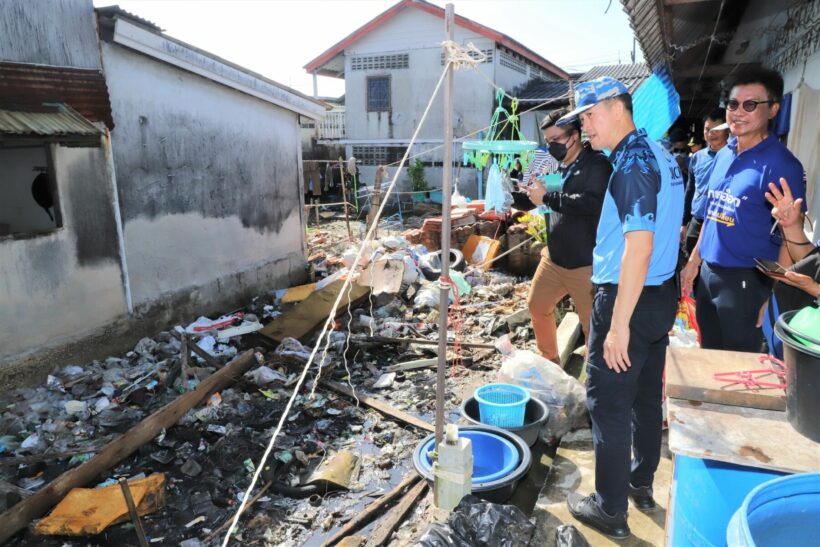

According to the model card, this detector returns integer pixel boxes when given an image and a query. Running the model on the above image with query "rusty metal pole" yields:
[435,3,455,449]
[338,156,353,239]
[118,478,149,547]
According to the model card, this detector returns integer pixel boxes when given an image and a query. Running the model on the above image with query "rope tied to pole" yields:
[441,40,486,70]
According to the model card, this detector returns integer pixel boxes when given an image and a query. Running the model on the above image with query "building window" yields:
[367,76,391,112]
[352,146,407,166]
[0,143,61,238]
[441,48,493,65]
[499,49,527,75]
[351,53,409,71]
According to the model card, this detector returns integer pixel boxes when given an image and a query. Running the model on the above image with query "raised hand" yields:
[765,177,803,228]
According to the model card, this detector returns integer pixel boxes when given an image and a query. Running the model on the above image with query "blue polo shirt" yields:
[592,129,685,285]
[699,135,805,268]
[690,147,721,220]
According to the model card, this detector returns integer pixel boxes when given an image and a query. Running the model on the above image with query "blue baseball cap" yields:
[557,77,630,126]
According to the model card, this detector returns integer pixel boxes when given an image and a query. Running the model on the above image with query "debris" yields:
[462,235,501,270]
[245,365,287,386]
[372,373,396,389]
[416,495,534,547]
[321,380,434,433]
[34,474,165,536]
[358,259,405,295]
[365,479,427,546]
[180,458,202,477]
[64,400,88,418]
[555,524,591,547]
[118,477,150,547]
[282,283,318,304]
[305,450,360,490]
[184,313,244,335]
[385,358,437,373]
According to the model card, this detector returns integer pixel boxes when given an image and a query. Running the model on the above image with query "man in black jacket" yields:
[526,108,612,362]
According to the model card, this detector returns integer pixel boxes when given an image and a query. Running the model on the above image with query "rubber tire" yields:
[419,249,465,281]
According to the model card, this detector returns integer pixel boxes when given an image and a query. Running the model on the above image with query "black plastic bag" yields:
[555,524,591,547]
[416,495,534,547]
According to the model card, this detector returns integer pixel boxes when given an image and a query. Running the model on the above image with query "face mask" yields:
[548,141,568,161]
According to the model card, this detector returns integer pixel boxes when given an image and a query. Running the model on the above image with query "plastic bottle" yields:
[433,424,473,511]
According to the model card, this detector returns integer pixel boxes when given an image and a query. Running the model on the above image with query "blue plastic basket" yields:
[474,383,530,428]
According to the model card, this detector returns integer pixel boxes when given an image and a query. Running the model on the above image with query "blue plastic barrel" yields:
[667,455,785,546]
[726,472,820,546]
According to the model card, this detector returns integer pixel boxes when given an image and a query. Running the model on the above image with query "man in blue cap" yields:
[557,77,684,538]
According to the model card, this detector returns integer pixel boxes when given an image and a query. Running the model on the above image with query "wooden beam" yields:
[168,329,221,368]
[323,473,421,546]
[321,380,434,433]
[365,480,428,547]
[0,351,256,545]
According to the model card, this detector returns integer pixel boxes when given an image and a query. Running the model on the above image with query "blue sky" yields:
[93,0,642,97]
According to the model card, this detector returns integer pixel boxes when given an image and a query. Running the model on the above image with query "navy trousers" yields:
[696,262,771,352]
[586,277,678,515]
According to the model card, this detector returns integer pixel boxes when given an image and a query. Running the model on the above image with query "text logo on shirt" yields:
[706,186,742,227]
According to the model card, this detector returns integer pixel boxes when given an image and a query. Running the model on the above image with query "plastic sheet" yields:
[555,524,591,547]
[417,495,534,547]
[484,163,513,214]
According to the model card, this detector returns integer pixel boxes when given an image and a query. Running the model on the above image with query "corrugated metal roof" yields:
[579,63,651,92]
[0,103,102,143]
[0,61,114,129]
[511,79,570,103]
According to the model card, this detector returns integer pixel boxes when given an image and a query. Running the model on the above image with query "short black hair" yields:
[610,93,633,114]
[726,66,784,103]
[541,107,581,134]
[704,107,726,123]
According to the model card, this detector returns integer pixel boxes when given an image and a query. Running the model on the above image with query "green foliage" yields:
[407,158,429,192]
[518,212,548,244]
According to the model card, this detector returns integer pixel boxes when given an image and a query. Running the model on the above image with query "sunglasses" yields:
[726,99,776,112]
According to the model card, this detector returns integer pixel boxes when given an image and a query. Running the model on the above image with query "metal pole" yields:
[435,3,455,448]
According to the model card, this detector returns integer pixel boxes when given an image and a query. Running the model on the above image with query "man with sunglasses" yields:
[681,67,806,351]
[525,107,611,363]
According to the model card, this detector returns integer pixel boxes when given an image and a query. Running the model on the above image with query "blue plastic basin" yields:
[727,472,820,546]
[417,429,519,484]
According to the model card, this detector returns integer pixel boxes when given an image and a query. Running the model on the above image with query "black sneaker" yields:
[567,492,630,539]
[629,483,656,510]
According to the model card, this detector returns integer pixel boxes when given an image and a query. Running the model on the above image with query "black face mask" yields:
[548,141,569,161]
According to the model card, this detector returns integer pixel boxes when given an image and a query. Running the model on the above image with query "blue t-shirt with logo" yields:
[699,135,805,268]
[592,129,685,285]
[690,147,720,220]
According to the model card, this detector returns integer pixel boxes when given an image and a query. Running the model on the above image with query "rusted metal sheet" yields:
[0,103,101,139]
[0,61,114,129]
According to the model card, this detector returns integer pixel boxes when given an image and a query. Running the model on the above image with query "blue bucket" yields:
[475,383,530,428]
[727,472,820,546]
[417,429,519,484]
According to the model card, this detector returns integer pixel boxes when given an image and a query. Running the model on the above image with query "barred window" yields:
[366,76,391,112]
[351,53,409,71]
[440,48,493,65]
[352,146,407,166]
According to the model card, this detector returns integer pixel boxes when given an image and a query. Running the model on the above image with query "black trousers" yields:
[586,277,678,514]
[696,262,771,351]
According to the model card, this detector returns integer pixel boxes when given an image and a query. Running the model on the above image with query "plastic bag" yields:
[498,350,588,443]
[416,495,534,547]
[676,296,701,343]
[484,163,513,214]
[555,524,591,547]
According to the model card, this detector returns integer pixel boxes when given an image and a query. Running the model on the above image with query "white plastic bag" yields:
[498,350,588,443]
[484,163,513,213]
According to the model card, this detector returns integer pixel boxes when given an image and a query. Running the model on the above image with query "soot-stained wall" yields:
[101,42,306,309]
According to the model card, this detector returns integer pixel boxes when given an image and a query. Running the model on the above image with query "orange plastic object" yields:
[462,235,501,270]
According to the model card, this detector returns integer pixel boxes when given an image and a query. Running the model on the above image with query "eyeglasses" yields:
[726,99,776,112]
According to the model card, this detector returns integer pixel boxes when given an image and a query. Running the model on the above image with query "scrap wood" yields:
[203,480,274,543]
[0,445,103,467]
[321,380,434,433]
[352,335,496,350]
[364,479,428,547]
[0,480,32,499]
[0,350,256,545]
[168,328,220,368]
[323,472,421,546]
[259,280,370,344]
[34,473,165,536]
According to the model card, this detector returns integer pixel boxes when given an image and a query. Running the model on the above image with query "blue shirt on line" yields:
[592,129,685,286]
[699,134,806,269]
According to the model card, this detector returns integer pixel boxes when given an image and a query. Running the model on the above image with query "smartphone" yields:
[754,258,788,277]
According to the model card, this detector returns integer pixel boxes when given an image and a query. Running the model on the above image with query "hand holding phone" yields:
[754,258,788,278]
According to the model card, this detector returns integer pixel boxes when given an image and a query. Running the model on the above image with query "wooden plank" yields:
[667,398,820,474]
[0,445,103,467]
[0,480,32,499]
[259,280,370,344]
[321,380,434,433]
[557,312,581,368]
[323,473,421,546]
[0,351,256,545]
[365,479,428,547]
[385,358,437,373]
[666,348,786,411]
[282,283,317,304]
[168,329,220,368]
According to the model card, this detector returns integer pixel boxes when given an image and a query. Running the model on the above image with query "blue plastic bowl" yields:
[474,383,530,428]
[417,429,519,484]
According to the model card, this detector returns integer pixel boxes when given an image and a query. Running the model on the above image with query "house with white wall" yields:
[304,0,569,196]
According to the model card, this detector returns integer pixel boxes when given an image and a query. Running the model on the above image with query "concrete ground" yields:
[530,428,673,546]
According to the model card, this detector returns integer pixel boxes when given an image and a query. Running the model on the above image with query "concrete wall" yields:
[0,0,101,69]
[0,147,58,234]
[0,143,128,361]
[100,42,307,318]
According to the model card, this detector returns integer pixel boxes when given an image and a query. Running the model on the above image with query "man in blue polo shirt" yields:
[681,67,806,351]
[557,77,684,538]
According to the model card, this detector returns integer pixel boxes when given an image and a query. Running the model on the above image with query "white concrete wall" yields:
[0,147,57,234]
[100,42,306,312]
[0,144,127,359]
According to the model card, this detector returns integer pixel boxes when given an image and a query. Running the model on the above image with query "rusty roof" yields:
[0,62,114,129]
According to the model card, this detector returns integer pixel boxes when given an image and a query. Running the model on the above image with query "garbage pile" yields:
[0,220,587,545]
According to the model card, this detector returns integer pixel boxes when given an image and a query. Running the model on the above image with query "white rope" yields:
[441,40,486,70]
[220,60,453,546]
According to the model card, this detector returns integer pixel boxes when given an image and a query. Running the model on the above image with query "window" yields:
[367,76,391,112]
[352,146,407,166]
[351,54,409,71]
[499,49,527,75]
[440,49,493,65]
[0,144,61,237]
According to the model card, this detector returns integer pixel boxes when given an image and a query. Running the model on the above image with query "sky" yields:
[92,0,643,97]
